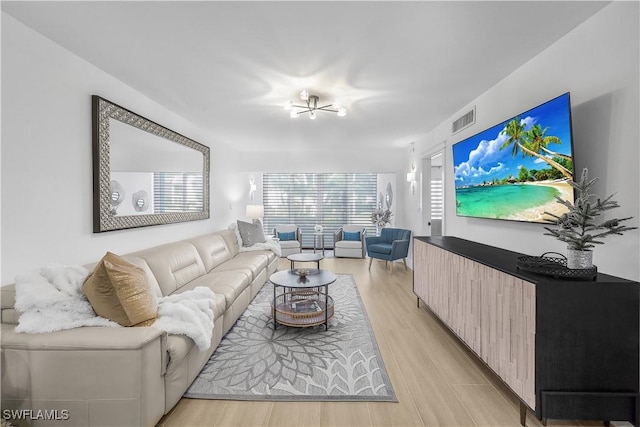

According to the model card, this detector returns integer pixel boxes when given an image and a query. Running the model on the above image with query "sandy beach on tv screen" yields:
[508,180,573,222]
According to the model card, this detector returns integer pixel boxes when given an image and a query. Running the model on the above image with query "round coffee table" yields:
[287,252,324,270]
[269,269,336,330]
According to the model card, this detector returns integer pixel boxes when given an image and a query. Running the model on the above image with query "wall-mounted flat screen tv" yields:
[452,92,574,223]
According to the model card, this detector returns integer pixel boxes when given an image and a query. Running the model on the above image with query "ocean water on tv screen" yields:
[455,184,560,220]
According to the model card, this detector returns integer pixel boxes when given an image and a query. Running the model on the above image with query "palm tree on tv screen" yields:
[525,124,571,161]
[500,117,573,180]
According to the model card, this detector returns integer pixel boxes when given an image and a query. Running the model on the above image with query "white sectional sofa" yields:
[0,228,278,427]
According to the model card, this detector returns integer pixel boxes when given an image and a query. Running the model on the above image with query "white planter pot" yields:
[567,248,593,269]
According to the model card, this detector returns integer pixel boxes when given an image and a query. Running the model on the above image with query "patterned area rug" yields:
[184,274,397,401]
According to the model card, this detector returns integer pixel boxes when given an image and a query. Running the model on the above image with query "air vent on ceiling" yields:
[452,106,476,135]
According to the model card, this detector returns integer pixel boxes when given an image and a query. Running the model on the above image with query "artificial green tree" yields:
[544,168,637,251]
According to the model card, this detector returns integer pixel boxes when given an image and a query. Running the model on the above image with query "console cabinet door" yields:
[478,262,536,408]
[413,239,536,408]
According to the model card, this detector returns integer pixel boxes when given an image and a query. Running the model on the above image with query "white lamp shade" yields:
[406,172,416,183]
[246,204,264,219]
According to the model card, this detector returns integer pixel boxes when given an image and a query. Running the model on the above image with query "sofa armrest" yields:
[1,324,165,351]
[1,325,167,427]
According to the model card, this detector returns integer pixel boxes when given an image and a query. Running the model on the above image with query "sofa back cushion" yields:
[218,229,241,258]
[186,231,236,272]
[342,224,365,234]
[132,242,206,296]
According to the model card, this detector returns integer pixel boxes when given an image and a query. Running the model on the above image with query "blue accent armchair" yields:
[365,228,411,272]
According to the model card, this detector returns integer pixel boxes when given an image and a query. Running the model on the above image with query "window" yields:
[154,172,204,213]
[263,173,377,248]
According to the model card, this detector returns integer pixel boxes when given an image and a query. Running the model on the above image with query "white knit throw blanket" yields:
[240,238,282,257]
[14,264,215,351]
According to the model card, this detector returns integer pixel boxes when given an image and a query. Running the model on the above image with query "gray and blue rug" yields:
[184,274,397,401]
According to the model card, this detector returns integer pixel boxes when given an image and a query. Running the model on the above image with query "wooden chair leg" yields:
[402,258,407,270]
[389,261,393,273]
[368,257,373,270]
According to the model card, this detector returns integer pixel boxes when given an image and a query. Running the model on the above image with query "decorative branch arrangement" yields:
[544,168,637,251]
[371,208,393,227]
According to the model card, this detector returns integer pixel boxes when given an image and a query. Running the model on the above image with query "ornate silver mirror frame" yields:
[92,95,210,232]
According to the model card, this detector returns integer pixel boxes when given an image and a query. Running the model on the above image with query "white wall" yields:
[1,13,245,284]
[1,13,409,284]
[405,2,640,281]
[241,148,404,174]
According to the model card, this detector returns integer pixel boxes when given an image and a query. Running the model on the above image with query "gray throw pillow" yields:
[237,220,266,247]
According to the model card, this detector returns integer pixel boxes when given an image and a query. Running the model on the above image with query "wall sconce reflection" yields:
[132,190,149,212]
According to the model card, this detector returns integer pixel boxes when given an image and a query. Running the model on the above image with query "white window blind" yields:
[153,172,204,213]
[430,179,443,220]
[263,173,377,248]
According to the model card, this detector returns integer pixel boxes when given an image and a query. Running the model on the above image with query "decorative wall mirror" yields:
[92,95,210,232]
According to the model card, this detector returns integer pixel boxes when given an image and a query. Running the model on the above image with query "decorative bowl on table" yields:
[295,268,309,278]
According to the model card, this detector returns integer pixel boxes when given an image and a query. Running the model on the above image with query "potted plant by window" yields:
[544,168,637,269]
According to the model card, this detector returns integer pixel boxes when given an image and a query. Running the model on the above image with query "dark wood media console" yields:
[413,236,639,426]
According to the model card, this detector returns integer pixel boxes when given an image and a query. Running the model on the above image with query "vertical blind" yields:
[153,172,204,213]
[263,173,378,248]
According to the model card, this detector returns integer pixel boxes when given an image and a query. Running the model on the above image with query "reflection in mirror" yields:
[92,96,210,232]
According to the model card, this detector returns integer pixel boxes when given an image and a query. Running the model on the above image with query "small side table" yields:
[313,232,325,255]
[287,253,324,270]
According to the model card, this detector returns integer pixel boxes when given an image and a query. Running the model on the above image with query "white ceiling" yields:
[2,1,609,152]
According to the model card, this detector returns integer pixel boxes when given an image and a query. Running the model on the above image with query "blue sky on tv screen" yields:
[453,93,573,188]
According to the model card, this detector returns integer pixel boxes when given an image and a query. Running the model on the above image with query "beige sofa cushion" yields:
[186,233,234,272]
[214,253,270,282]
[132,242,206,296]
[182,270,251,310]
[83,252,158,327]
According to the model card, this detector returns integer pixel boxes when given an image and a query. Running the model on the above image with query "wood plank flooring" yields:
[158,256,606,427]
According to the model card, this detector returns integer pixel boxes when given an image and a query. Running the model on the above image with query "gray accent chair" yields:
[273,224,302,257]
[333,225,366,258]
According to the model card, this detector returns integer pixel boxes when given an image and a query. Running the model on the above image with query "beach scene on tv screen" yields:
[453,93,574,223]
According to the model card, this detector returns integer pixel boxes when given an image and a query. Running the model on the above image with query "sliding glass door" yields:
[263,173,377,248]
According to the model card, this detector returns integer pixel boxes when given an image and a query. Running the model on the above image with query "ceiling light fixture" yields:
[284,90,347,119]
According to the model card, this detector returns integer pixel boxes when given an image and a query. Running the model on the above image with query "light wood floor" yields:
[158,256,606,427]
